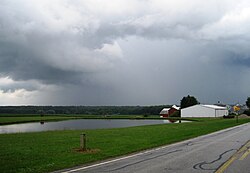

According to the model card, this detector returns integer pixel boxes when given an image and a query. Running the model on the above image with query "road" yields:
[57,123,250,173]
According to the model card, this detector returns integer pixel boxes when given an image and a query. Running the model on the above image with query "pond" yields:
[0,119,184,134]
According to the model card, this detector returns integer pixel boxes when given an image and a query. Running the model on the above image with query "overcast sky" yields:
[1,0,250,106]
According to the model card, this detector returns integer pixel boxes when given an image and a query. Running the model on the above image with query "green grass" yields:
[0,118,250,173]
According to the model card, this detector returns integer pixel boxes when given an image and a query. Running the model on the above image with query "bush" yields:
[223,115,235,119]
[243,110,250,116]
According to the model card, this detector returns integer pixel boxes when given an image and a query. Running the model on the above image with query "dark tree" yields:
[246,97,250,109]
[180,95,198,109]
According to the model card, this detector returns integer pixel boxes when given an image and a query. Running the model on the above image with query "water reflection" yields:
[163,119,183,123]
[0,119,171,134]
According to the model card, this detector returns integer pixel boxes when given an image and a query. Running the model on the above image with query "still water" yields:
[0,119,178,134]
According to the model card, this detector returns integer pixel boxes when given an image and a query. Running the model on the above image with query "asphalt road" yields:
[58,123,250,173]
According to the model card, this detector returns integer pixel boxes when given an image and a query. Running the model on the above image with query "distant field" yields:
[0,118,250,173]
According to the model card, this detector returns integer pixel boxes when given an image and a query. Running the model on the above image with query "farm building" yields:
[181,104,228,117]
[160,105,180,117]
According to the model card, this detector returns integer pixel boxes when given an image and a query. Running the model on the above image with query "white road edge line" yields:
[60,123,249,173]
[61,145,170,173]
[61,149,157,173]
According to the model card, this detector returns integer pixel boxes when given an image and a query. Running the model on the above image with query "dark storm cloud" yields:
[0,40,85,85]
[1,0,250,105]
[0,0,124,86]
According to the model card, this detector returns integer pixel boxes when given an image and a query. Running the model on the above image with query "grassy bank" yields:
[0,118,250,173]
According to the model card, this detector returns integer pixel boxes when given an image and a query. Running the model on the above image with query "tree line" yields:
[1,95,249,116]
[0,105,172,115]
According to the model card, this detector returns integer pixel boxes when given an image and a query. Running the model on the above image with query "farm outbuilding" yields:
[160,105,180,117]
[181,104,228,117]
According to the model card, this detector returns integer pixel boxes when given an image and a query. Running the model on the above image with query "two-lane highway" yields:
[57,123,250,173]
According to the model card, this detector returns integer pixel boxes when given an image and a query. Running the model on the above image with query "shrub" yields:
[223,115,235,119]
[243,110,250,116]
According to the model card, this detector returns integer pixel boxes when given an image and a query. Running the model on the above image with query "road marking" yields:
[238,141,250,161]
[238,141,250,153]
[61,153,143,173]
[215,140,250,173]
[239,149,250,160]
[61,145,171,173]
[215,155,237,173]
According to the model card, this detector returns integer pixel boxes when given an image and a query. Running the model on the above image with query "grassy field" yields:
[0,118,250,173]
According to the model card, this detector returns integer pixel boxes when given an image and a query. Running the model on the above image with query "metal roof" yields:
[160,108,170,114]
[201,104,227,110]
[172,105,180,110]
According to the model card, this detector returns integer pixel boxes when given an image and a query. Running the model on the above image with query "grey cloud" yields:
[0,81,37,93]
[1,0,250,105]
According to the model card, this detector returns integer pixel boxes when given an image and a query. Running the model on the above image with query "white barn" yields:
[181,104,228,117]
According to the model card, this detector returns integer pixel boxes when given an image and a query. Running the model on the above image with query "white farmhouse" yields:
[181,104,228,117]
